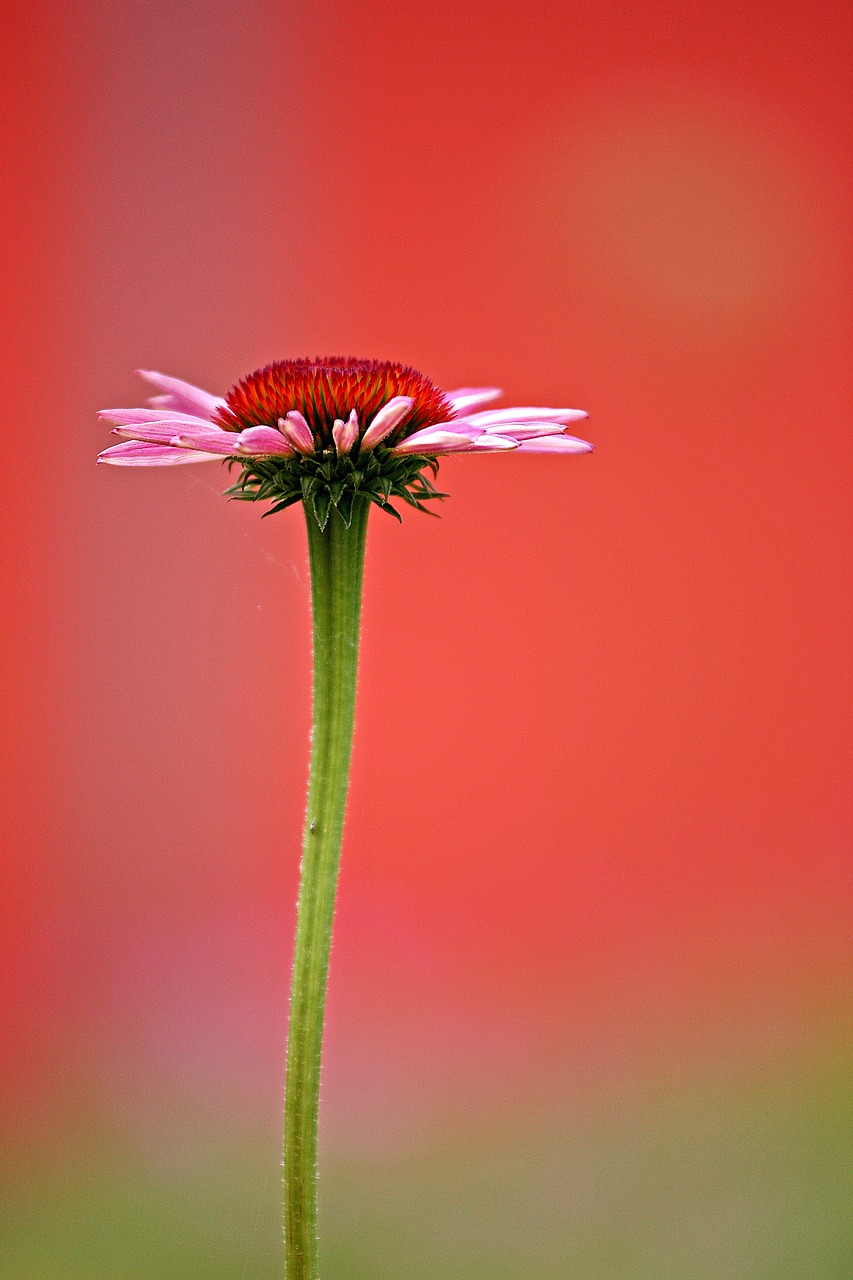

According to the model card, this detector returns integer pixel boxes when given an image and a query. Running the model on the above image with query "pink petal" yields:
[360,396,415,450]
[333,409,359,455]
[233,426,295,456]
[111,422,238,452]
[392,431,473,455]
[393,430,517,456]
[457,434,519,452]
[280,411,315,454]
[515,434,594,453]
[445,387,503,414]
[481,422,568,441]
[168,431,237,455]
[99,408,218,428]
[466,406,589,427]
[398,422,482,449]
[97,441,220,466]
[137,370,223,420]
[425,418,487,438]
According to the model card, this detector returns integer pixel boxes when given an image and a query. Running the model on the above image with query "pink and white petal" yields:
[397,421,483,449]
[392,430,474,455]
[137,370,224,420]
[445,387,503,414]
[280,411,315,454]
[333,409,359,454]
[168,431,237,455]
[97,440,220,466]
[482,422,567,441]
[99,407,219,429]
[394,429,517,456]
[111,421,238,451]
[425,418,488,438]
[515,434,594,453]
[465,406,589,428]
[360,396,415,449]
[458,433,519,452]
[233,426,295,456]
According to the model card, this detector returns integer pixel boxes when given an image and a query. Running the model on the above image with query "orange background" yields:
[1,0,850,1274]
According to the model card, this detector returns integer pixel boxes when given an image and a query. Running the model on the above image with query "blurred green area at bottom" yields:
[2,1048,850,1279]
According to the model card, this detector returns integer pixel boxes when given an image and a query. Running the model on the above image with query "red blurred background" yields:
[1,0,850,1274]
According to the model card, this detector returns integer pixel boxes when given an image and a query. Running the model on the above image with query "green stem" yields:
[284,497,370,1279]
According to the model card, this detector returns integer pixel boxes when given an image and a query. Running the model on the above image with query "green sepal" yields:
[336,487,355,528]
[375,500,403,522]
[312,488,332,531]
[224,442,448,527]
[261,492,302,518]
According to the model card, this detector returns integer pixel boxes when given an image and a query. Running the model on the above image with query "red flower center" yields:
[216,357,452,444]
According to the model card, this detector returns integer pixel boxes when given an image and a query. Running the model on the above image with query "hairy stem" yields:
[284,498,370,1279]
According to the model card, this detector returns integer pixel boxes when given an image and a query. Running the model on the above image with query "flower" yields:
[98,358,593,1267]
[98,358,591,525]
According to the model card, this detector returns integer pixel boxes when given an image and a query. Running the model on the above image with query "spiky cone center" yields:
[219,358,452,528]
[217,357,450,442]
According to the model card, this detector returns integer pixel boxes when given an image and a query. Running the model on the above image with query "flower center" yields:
[216,356,452,444]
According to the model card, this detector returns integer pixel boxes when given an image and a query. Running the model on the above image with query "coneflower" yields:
[98,357,592,1279]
